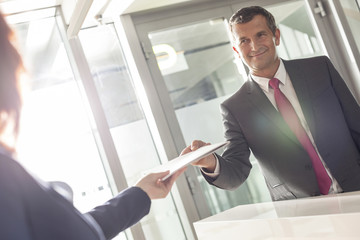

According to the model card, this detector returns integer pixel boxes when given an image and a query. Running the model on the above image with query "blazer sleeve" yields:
[326,57,360,151]
[202,102,252,190]
[0,156,33,240]
[87,187,151,240]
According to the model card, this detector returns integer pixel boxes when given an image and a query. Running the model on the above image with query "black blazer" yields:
[204,56,360,201]
[0,153,150,240]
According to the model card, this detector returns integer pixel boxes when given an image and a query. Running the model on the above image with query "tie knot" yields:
[269,78,280,89]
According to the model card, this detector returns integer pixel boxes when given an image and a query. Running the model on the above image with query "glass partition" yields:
[78,24,187,240]
[146,0,326,215]
[9,10,114,215]
[148,17,268,215]
[268,1,324,60]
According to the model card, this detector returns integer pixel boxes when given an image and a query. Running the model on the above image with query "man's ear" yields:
[275,28,280,46]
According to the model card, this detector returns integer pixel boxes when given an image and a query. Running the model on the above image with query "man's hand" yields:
[135,167,186,200]
[180,140,217,173]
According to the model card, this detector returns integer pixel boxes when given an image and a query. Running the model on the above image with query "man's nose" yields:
[249,39,259,50]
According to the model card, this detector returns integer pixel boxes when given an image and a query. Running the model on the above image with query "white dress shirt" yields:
[204,60,342,194]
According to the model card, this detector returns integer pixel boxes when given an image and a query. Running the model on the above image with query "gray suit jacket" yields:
[204,56,360,201]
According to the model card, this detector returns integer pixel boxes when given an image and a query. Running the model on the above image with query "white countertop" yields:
[194,191,360,239]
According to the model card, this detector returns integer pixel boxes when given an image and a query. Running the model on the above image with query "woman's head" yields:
[0,12,24,151]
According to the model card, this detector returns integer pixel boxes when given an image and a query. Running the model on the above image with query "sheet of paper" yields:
[148,141,228,181]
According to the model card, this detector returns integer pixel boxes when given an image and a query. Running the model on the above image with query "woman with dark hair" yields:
[0,12,185,240]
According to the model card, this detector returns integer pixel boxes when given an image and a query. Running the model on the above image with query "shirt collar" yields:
[250,59,287,93]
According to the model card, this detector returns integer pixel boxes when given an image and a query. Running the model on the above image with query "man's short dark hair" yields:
[229,6,277,35]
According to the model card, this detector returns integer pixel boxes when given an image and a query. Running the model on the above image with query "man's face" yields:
[232,15,280,77]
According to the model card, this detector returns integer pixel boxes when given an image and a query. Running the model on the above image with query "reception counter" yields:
[194,191,360,239]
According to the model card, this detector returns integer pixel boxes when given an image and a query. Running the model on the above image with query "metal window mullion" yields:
[115,14,201,240]
[304,0,360,101]
[328,0,360,101]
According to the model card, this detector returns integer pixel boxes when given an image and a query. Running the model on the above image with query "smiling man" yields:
[181,6,360,201]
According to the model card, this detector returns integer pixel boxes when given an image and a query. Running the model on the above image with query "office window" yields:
[271,2,323,59]
[148,18,263,214]
[78,24,187,240]
[10,9,114,214]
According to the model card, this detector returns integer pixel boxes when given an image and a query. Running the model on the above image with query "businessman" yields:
[182,6,360,201]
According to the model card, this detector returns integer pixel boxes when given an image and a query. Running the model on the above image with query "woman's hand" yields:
[135,167,187,199]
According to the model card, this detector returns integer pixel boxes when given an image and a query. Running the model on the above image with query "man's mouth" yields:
[250,49,267,57]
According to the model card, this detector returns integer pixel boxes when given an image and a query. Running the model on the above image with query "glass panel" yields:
[9,11,113,215]
[148,18,269,216]
[147,0,326,216]
[78,24,186,240]
[149,18,244,109]
[268,1,324,60]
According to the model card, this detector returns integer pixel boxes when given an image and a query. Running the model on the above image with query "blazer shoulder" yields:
[221,80,252,108]
[0,154,29,185]
[283,55,330,67]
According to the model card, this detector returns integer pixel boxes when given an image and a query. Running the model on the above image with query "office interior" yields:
[1,0,359,239]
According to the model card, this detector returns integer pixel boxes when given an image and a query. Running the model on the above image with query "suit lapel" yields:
[245,79,301,146]
[283,60,316,138]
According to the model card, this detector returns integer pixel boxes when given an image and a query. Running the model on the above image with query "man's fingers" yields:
[191,140,204,151]
[191,140,211,151]
[190,140,199,150]
[180,145,192,156]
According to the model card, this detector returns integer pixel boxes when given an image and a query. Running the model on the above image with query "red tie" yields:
[269,78,331,195]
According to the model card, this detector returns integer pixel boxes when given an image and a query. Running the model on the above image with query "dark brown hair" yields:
[0,11,24,151]
[229,6,277,35]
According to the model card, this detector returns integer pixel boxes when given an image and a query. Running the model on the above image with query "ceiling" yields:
[0,0,224,38]
[0,0,220,16]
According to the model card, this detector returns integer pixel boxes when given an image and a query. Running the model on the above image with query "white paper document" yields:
[148,141,229,181]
